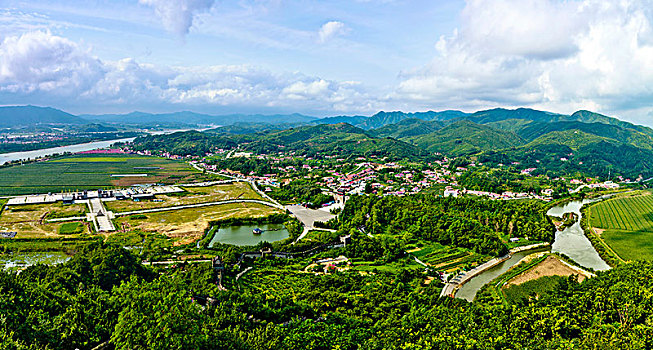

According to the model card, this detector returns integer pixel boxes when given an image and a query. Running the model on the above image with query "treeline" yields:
[269,179,334,208]
[131,131,239,156]
[3,243,653,349]
[479,141,653,179]
[458,167,571,197]
[337,194,555,257]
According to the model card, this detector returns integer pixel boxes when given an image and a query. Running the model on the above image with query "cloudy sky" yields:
[0,0,652,124]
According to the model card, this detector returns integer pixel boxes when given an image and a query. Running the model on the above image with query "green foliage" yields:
[132,130,238,156]
[3,243,653,349]
[269,179,333,208]
[58,222,84,235]
[338,194,554,257]
[407,120,525,156]
[503,275,568,305]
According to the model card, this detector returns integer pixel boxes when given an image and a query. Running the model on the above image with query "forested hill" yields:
[131,123,434,161]
[5,242,653,349]
[0,105,86,127]
[240,123,433,160]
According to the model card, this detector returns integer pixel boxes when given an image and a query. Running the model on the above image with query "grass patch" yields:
[601,229,653,261]
[586,191,653,261]
[58,222,84,235]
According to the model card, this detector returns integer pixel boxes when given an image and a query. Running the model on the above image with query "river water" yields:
[455,199,610,301]
[0,137,136,165]
[0,128,208,165]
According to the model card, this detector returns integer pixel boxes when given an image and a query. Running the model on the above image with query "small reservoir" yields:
[208,223,290,247]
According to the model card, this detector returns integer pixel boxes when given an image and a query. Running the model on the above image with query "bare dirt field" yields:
[0,203,89,237]
[506,256,589,287]
[114,202,282,246]
[104,182,262,212]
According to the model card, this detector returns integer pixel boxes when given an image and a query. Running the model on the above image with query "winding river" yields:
[455,199,610,301]
[0,138,136,165]
[0,128,208,165]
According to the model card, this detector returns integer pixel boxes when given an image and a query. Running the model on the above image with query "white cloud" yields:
[394,0,653,121]
[0,31,104,95]
[139,0,214,36]
[318,21,348,43]
[0,31,379,114]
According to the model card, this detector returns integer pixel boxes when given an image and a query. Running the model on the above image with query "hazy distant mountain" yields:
[314,110,469,130]
[0,105,86,127]
[82,111,317,126]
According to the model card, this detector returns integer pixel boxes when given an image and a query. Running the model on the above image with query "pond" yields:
[0,252,70,269]
[208,223,290,247]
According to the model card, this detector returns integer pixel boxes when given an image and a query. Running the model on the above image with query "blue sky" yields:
[0,0,652,125]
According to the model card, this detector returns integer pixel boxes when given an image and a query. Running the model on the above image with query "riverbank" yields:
[440,242,550,298]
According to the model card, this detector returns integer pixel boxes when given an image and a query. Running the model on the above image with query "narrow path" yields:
[236,266,253,281]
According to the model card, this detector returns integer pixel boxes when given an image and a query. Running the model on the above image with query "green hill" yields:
[370,118,444,139]
[0,105,86,127]
[407,120,525,156]
[243,123,433,160]
[525,130,611,151]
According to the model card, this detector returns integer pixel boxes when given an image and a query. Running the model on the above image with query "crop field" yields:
[0,154,202,195]
[104,182,262,212]
[0,202,90,238]
[407,241,487,272]
[113,202,282,246]
[587,192,653,260]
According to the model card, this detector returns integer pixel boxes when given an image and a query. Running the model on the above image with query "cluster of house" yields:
[5,185,183,206]
[444,186,554,201]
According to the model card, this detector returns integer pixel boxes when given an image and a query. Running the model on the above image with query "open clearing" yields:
[103,182,262,212]
[587,191,653,260]
[113,202,282,246]
[0,202,90,238]
[505,255,589,287]
[0,154,202,195]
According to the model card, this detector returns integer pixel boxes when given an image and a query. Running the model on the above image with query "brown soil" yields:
[592,227,606,237]
[505,256,588,287]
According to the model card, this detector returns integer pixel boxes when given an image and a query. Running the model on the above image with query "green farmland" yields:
[587,191,653,261]
[0,154,202,195]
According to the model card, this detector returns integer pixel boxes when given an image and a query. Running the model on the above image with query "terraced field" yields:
[0,154,202,195]
[587,192,653,260]
[409,242,488,271]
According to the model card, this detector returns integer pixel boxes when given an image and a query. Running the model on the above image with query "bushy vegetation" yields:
[337,194,555,257]
[3,244,653,349]
[269,179,333,208]
[58,222,84,234]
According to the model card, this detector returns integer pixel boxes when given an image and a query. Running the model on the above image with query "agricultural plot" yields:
[408,241,488,272]
[113,202,282,246]
[587,192,653,260]
[0,154,201,195]
[104,182,262,212]
[0,202,90,238]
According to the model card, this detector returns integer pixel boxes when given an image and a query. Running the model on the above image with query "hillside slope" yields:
[406,120,525,156]
[0,106,86,127]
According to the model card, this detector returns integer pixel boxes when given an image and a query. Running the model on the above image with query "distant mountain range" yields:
[0,105,86,127]
[4,104,653,177]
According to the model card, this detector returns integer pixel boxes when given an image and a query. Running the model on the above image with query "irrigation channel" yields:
[454,199,610,301]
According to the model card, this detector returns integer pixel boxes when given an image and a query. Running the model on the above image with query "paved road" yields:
[88,198,115,232]
[286,204,335,228]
